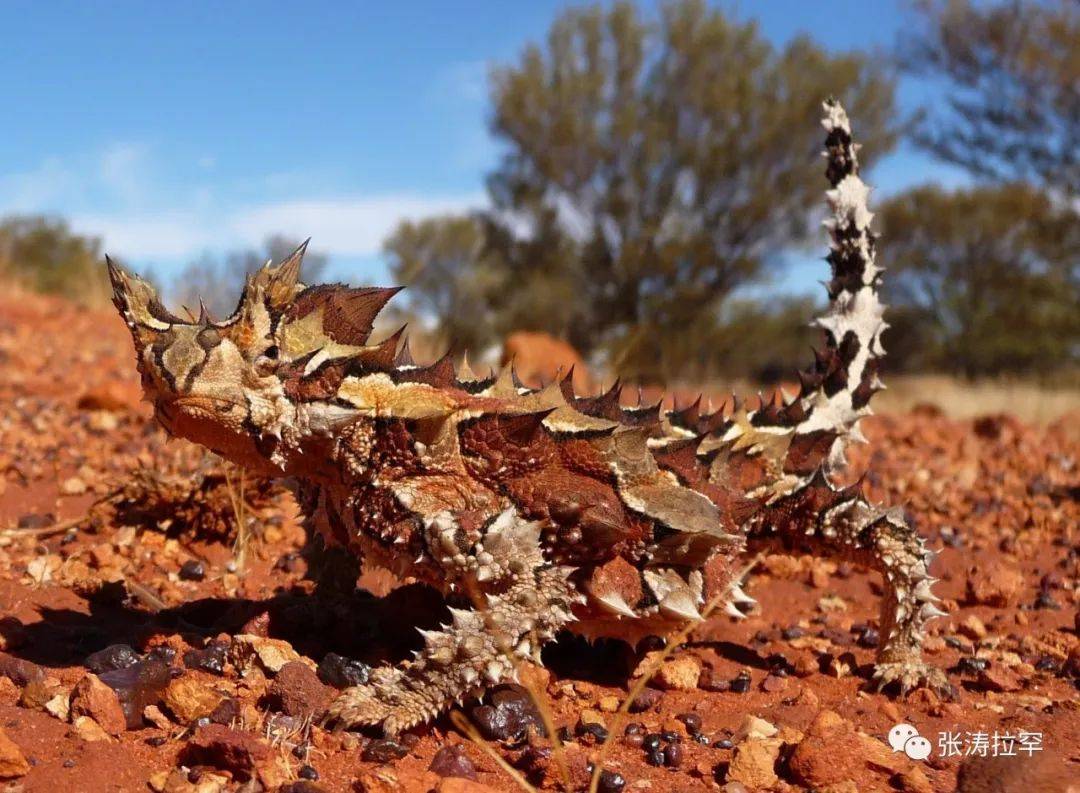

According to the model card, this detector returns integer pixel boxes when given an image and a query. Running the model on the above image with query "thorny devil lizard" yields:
[107,100,953,734]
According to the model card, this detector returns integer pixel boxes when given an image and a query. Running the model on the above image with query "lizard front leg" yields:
[326,507,581,735]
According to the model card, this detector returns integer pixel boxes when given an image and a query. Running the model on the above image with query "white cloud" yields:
[68,192,484,261]
[98,142,151,204]
[1,140,485,264]
[68,211,216,259]
[229,193,485,256]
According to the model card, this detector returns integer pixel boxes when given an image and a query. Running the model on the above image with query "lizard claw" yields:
[872,661,957,701]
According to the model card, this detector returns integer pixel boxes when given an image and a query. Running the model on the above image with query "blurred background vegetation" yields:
[2,0,1076,384]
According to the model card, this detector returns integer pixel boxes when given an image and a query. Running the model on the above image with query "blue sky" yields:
[0,1,966,296]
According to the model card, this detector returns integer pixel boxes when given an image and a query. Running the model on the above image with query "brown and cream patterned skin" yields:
[108,100,951,735]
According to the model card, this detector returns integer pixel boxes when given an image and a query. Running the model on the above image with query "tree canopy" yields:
[877,183,1079,377]
[902,0,1079,197]
[0,216,109,305]
[388,0,898,380]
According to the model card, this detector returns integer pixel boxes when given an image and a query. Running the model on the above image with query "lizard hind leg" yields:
[749,480,954,699]
[326,507,581,735]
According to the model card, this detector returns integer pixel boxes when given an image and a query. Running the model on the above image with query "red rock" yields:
[788,709,929,793]
[182,724,272,781]
[966,561,1024,607]
[162,674,228,723]
[957,752,1074,793]
[0,651,45,687]
[75,382,138,412]
[975,664,1023,692]
[0,728,30,779]
[435,778,502,793]
[267,661,334,719]
[727,737,782,789]
[70,673,127,736]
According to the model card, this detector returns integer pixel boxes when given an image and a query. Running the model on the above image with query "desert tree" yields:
[877,183,1079,377]
[901,0,1079,197]
[0,215,110,305]
[383,215,507,353]
[386,0,898,380]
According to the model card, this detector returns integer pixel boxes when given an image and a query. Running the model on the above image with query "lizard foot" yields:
[872,660,957,700]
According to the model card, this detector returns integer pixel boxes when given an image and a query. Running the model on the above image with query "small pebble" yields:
[642,733,662,752]
[298,765,319,781]
[781,626,804,640]
[428,744,478,781]
[730,672,751,693]
[663,741,683,768]
[597,770,626,793]
[361,738,409,763]
[317,653,371,688]
[645,748,665,766]
[178,559,206,581]
[956,656,990,676]
[715,738,734,750]
[676,712,702,735]
[624,722,644,736]
[661,729,680,743]
[623,733,643,748]
[628,686,663,712]
[85,644,140,674]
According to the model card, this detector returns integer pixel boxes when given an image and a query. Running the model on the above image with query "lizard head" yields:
[107,244,310,474]
[109,242,403,474]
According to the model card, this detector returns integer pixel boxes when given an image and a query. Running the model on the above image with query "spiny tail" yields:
[786,98,888,472]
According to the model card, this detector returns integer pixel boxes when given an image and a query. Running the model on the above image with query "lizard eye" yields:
[255,345,280,375]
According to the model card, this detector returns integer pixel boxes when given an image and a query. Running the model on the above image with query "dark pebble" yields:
[956,656,990,676]
[317,653,371,688]
[179,560,206,581]
[17,513,54,529]
[694,734,711,745]
[715,738,734,750]
[623,733,643,748]
[183,641,228,675]
[98,656,172,729]
[1034,592,1060,610]
[428,744,478,781]
[645,748,665,766]
[147,646,177,664]
[857,628,880,648]
[85,644,140,674]
[146,736,168,747]
[642,733,662,752]
[699,669,730,692]
[637,635,666,653]
[298,765,319,781]
[469,684,545,743]
[209,697,239,725]
[661,730,680,743]
[597,770,626,793]
[1034,656,1059,673]
[361,738,409,763]
[628,686,662,712]
[676,712,702,734]
[781,626,804,640]
[62,759,76,768]
[624,722,644,735]
[663,741,683,768]
[556,725,573,743]
[577,722,608,743]
[730,672,751,693]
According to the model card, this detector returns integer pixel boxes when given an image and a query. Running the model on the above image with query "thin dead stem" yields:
[224,465,251,571]
[450,710,538,793]
[586,554,763,793]
[463,584,571,791]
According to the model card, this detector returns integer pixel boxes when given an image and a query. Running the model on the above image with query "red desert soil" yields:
[0,290,1077,793]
